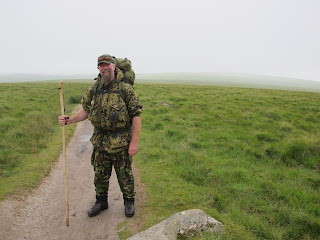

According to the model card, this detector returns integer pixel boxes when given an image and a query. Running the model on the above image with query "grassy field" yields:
[0,82,89,199]
[123,84,319,240]
[0,81,319,239]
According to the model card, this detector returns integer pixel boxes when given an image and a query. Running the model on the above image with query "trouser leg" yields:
[92,149,113,197]
[113,150,135,199]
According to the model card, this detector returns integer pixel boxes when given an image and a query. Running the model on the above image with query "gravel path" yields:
[0,118,127,240]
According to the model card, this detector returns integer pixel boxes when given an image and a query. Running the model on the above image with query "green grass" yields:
[0,82,90,199]
[127,84,320,240]
[1,81,319,239]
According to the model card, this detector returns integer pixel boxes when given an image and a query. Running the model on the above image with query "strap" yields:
[90,79,100,99]
[90,80,127,104]
[94,126,132,134]
[102,89,121,94]
[119,81,127,105]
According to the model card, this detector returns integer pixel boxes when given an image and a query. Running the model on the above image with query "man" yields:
[58,54,143,218]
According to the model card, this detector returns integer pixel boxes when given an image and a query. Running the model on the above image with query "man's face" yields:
[98,62,116,74]
[98,62,116,84]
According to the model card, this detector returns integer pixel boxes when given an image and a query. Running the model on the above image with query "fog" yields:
[0,0,319,81]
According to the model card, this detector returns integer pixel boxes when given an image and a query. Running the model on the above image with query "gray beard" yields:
[101,69,113,85]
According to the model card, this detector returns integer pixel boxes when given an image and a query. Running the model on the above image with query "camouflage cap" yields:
[97,54,115,65]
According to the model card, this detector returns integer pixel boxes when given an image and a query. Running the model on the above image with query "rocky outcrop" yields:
[127,209,223,240]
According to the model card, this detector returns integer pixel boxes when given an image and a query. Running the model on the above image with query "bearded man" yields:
[58,54,143,218]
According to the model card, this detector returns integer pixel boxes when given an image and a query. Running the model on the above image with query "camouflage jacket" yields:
[81,68,143,153]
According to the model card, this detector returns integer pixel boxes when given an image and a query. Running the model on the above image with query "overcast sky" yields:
[0,0,319,81]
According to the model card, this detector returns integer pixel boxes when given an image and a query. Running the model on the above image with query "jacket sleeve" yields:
[81,84,94,113]
[124,84,143,118]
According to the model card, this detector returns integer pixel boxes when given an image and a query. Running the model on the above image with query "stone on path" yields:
[127,209,223,240]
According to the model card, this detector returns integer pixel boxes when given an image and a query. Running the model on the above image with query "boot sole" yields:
[87,205,108,217]
[125,211,135,218]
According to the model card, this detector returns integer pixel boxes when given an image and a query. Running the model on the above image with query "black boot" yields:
[124,198,135,218]
[87,196,108,217]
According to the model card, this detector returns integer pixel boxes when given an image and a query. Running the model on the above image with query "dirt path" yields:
[0,118,129,240]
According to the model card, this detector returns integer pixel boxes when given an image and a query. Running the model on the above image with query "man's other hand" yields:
[128,141,138,156]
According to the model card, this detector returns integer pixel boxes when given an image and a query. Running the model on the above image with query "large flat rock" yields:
[127,209,223,240]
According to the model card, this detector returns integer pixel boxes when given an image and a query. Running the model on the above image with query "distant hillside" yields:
[1,72,320,92]
[136,72,320,92]
[0,73,95,83]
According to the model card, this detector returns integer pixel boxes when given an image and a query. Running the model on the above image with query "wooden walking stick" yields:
[59,81,70,226]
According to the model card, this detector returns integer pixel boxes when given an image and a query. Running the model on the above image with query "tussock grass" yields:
[1,81,319,239]
[129,84,320,240]
[0,82,90,199]
[68,95,83,104]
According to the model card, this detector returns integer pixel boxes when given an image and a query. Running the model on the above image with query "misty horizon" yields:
[1,0,319,82]
[0,71,319,83]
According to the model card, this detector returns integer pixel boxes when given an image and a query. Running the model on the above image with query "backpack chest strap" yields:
[90,82,127,105]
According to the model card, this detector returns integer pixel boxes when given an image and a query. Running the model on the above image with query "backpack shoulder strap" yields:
[119,81,127,105]
[89,79,100,99]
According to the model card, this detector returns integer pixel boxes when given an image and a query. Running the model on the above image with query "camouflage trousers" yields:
[91,148,135,199]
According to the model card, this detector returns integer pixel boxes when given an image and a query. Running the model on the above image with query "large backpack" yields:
[113,57,135,85]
